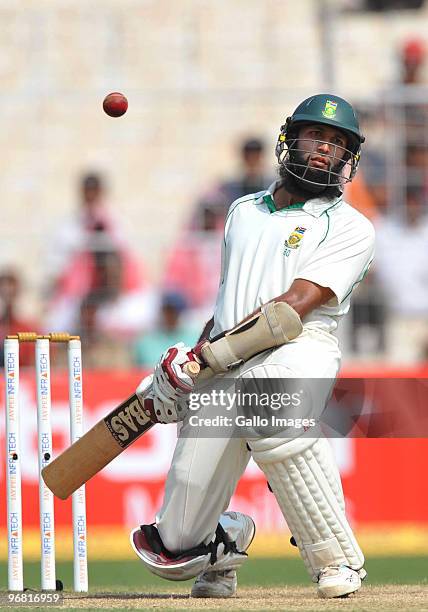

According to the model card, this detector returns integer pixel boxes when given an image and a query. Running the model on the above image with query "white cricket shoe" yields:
[317,565,365,598]
[191,512,255,599]
[191,569,238,598]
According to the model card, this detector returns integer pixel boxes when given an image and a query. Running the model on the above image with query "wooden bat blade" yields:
[43,361,203,499]
[42,393,154,499]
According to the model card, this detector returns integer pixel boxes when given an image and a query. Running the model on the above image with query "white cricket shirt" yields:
[211,181,375,336]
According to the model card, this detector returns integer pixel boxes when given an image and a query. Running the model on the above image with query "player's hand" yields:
[136,373,188,424]
[153,342,200,404]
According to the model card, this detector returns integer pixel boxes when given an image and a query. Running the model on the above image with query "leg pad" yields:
[252,437,364,581]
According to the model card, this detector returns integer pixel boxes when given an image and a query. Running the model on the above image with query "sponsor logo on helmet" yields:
[322,100,338,119]
[284,227,306,255]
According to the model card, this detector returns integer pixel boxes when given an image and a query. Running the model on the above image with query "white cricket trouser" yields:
[156,327,341,552]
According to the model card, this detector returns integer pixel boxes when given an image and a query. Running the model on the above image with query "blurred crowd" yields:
[1,38,427,370]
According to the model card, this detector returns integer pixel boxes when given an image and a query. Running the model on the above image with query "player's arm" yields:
[280,279,335,317]
[153,281,331,403]
[241,279,334,324]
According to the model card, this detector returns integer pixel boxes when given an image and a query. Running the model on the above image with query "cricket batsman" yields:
[130,94,375,599]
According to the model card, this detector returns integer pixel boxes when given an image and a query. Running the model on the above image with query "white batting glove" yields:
[136,373,188,424]
[152,342,199,405]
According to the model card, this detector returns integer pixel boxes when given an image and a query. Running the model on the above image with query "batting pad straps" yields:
[201,301,302,374]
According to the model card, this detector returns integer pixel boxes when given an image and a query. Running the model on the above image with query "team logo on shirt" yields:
[322,100,338,119]
[284,227,306,254]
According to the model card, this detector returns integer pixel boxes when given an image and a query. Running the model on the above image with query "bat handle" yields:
[183,360,201,378]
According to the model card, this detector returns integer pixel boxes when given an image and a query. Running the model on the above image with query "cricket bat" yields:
[42,362,202,500]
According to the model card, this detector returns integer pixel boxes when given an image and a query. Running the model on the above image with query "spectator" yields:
[349,271,386,357]
[345,144,388,220]
[220,138,273,205]
[406,144,428,196]
[375,187,428,362]
[168,138,275,325]
[343,109,386,357]
[82,245,157,339]
[346,105,386,218]
[192,137,275,229]
[345,170,380,222]
[162,202,224,327]
[397,38,428,197]
[0,269,39,367]
[190,189,227,232]
[134,292,199,369]
[44,172,153,343]
[400,38,426,85]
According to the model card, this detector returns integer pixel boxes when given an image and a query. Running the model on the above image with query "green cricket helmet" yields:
[275,94,365,192]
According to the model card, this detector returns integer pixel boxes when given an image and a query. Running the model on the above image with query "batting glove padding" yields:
[153,342,198,404]
[136,373,188,424]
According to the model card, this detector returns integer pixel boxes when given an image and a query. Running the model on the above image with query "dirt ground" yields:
[61,585,428,611]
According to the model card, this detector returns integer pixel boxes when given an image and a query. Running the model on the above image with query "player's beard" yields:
[278,152,342,198]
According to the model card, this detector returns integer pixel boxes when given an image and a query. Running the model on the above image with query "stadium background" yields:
[1,0,427,596]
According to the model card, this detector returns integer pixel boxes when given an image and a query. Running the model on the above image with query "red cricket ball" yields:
[103,92,128,117]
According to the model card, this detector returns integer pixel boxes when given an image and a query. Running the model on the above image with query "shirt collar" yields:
[256,180,342,218]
